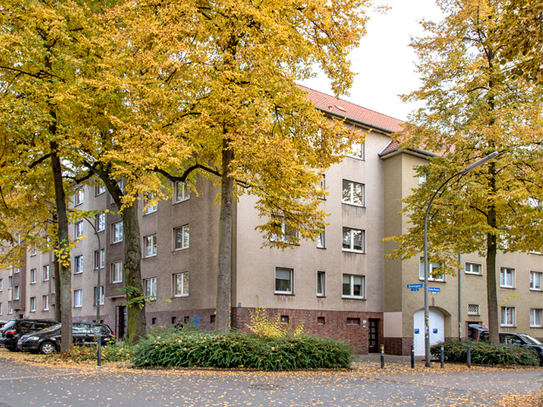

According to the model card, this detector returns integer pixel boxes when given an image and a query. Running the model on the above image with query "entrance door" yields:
[116,305,127,339]
[368,319,379,353]
[413,308,445,356]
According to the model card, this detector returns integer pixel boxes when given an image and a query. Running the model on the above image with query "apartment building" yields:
[1,86,542,355]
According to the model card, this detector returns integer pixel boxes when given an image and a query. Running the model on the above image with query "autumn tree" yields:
[102,0,372,333]
[388,0,543,344]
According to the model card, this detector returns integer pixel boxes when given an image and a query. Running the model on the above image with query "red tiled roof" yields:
[380,140,401,155]
[298,84,405,133]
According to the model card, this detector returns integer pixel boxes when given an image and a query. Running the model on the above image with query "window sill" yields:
[500,286,516,290]
[274,292,294,296]
[342,296,366,300]
[530,326,543,329]
[174,247,189,252]
[317,246,326,250]
[530,289,542,292]
[173,198,190,204]
[465,273,483,276]
[144,254,157,259]
[341,202,365,208]
[342,249,365,254]
[174,294,189,298]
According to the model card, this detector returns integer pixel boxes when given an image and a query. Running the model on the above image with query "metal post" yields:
[97,334,102,367]
[380,344,385,369]
[467,345,471,368]
[440,345,444,368]
[411,345,415,369]
[80,215,102,323]
[458,251,462,341]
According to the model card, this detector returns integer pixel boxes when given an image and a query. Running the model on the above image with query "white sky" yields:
[300,0,444,122]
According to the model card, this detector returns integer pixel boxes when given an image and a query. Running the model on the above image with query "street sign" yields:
[410,288,419,291]
[407,284,423,289]
[428,287,441,293]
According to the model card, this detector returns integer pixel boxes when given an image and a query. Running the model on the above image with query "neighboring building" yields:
[2,86,542,355]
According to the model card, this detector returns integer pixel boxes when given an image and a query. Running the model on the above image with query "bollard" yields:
[467,345,471,369]
[440,345,444,369]
[411,345,415,369]
[380,344,385,369]
[97,334,102,367]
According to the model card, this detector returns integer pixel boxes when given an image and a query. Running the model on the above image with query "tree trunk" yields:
[216,140,234,333]
[53,250,61,322]
[122,202,147,344]
[50,142,73,352]
[486,163,499,345]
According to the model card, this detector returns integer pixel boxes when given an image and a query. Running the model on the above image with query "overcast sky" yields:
[300,0,444,122]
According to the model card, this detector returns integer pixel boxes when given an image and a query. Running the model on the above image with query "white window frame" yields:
[342,274,365,299]
[14,286,19,300]
[144,278,157,300]
[0,278,3,290]
[174,225,190,250]
[144,234,157,258]
[174,272,189,297]
[30,268,37,284]
[75,187,84,206]
[8,276,12,289]
[94,286,105,305]
[531,308,542,327]
[501,306,515,327]
[8,301,12,315]
[30,296,36,312]
[143,194,157,215]
[74,255,84,274]
[320,174,326,200]
[94,249,105,269]
[95,184,106,196]
[419,259,445,282]
[275,267,293,294]
[465,262,482,275]
[270,217,298,244]
[111,262,123,283]
[316,229,325,249]
[75,221,84,238]
[530,271,542,291]
[342,180,364,206]
[467,303,480,316]
[0,302,2,315]
[43,295,49,311]
[345,139,364,159]
[342,227,365,253]
[317,271,325,297]
[174,182,190,203]
[96,213,106,232]
[112,221,123,243]
[74,289,83,308]
[43,265,50,281]
[500,267,515,288]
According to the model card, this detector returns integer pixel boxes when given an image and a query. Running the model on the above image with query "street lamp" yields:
[423,152,498,367]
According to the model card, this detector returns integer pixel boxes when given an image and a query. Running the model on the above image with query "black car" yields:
[0,319,59,351]
[482,331,543,364]
[17,322,115,354]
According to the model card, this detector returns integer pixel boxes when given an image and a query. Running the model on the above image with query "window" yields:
[174,182,190,203]
[95,184,106,196]
[111,262,123,283]
[143,194,157,215]
[465,262,482,275]
[342,227,364,252]
[317,316,325,325]
[0,302,2,315]
[8,301,12,314]
[74,255,83,274]
[419,259,445,282]
[467,304,480,315]
[174,272,189,297]
[271,217,298,244]
[8,276,12,289]
[319,174,326,200]
[30,296,36,312]
[144,278,157,300]
[96,213,105,232]
[531,309,542,327]
[30,268,37,284]
[14,267,20,273]
[530,271,542,291]
[14,286,19,300]
[501,306,515,326]
[342,274,365,298]
[75,221,84,238]
[94,249,105,269]
[346,139,364,159]
[144,234,157,258]
[43,295,49,311]
[342,180,364,206]
[74,289,82,308]
[347,317,361,325]
[418,173,427,185]
[0,278,3,290]
[51,276,55,294]
[275,267,293,294]
[317,229,325,249]
[43,265,50,281]
[75,188,84,205]
[500,267,515,288]
[174,225,190,250]
[94,286,105,305]
[317,271,325,297]
[112,221,123,243]
[29,243,37,256]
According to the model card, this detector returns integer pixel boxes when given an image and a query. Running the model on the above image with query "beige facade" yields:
[1,87,542,355]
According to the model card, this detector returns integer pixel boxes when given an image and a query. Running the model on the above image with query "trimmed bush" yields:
[130,330,353,370]
[431,340,540,366]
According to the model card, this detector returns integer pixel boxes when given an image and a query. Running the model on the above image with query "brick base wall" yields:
[383,336,413,355]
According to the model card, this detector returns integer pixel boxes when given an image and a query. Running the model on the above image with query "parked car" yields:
[481,331,543,364]
[0,319,59,351]
[17,322,115,354]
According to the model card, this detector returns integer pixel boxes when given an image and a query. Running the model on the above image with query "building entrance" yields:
[413,308,444,356]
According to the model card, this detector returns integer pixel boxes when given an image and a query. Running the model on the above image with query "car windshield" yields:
[40,323,61,332]
[1,320,16,331]
[520,334,542,345]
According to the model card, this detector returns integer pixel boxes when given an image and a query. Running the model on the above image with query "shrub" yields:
[431,340,539,366]
[49,343,131,363]
[130,330,353,370]
[245,303,305,338]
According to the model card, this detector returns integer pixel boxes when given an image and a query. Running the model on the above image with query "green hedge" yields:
[431,340,540,366]
[130,330,353,370]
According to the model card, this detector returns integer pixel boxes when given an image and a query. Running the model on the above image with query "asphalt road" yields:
[0,356,541,406]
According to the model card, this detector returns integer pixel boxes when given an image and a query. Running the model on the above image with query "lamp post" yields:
[423,152,498,367]
[80,216,102,323]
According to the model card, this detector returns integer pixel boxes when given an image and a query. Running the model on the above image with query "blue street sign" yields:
[411,288,419,291]
[428,287,441,293]
[407,284,423,289]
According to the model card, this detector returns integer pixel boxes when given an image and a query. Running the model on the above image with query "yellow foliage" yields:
[245,301,305,338]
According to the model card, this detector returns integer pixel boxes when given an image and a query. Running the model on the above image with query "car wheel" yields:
[39,341,57,355]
